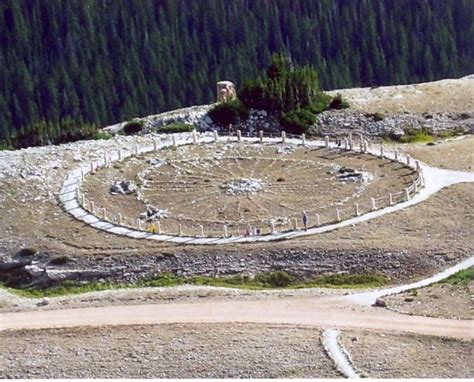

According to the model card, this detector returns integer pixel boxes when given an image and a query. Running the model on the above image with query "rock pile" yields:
[336,167,373,184]
[110,180,137,195]
[0,247,457,287]
[142,105,213,132]
[139,205,169,221]
[223,178,265,195]
[105,101,473,139]
[314,110,474,137]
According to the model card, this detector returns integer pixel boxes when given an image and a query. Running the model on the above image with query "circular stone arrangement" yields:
[73,133,422,240]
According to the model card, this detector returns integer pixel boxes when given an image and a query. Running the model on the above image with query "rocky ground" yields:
[107,76,474,139]
[327,75,474,115]
[0,323,340,378]
[0,137,472,288]
[384,279,473,320]
[81,143,414,237]
[0,245,459,288]
[339,330,473,378]
[0,76,473,379]
[403,135,474,171]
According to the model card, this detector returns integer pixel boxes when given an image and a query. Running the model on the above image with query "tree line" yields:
[0,0,472,147]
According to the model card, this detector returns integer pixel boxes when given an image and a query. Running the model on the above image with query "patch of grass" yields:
[48,256,72,266]
[157,122,194,134]
[438,126,465,139]
[4,271,390,298]
[440,267,473,288]
[294,273,389,289]
[90,131,112,140]
[123,120,144,135]
[5,280,131,298]
[17,247,37,257]
[373,112,385,121]
[399,128,435,143]
[382,127,435,144]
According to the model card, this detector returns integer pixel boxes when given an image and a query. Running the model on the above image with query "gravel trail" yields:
[1,296,472,339]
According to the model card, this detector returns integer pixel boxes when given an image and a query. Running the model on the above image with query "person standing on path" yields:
[302,211,308,231]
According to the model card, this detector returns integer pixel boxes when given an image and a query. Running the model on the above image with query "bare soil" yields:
[339,330,473,378]
[328,75,474,114]
[82,143,415,236]
[402,135,474,171]
[0,133,471,262]
[0,323,340,379]
[384,281,473,320]
[0,285,349,313]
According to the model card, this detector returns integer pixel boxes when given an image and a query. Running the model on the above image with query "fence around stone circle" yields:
[62,129,423,241]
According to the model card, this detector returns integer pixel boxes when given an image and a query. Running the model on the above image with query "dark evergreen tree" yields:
[0,0,472,148]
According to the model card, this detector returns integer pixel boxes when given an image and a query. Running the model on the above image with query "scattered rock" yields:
[374,298,387,307]
[139,205,169,221]
[37,297,50,306]
[110,180,137,195]
[223,178,264,195]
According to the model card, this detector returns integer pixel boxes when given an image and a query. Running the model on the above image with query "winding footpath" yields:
[1,251,473,337]
[59,133,474,245]
[2,133,473,378]
[0,291,473,338]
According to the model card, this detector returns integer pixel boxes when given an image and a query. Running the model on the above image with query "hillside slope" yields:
[328,75,474,114]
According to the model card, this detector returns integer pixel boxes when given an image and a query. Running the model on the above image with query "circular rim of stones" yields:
[59,131,424,245]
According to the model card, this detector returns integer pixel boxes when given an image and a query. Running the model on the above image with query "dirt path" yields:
[1,296,472,339]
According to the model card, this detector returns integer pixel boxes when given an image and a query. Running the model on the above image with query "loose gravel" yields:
[0,323,341,379]
[339,330,473,378]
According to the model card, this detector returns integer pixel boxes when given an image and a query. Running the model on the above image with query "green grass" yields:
[398,131,435,143]
[383,127,435,144]
[439,267,473,288]
[438,127,465,139]
[90,130,112,140]
[157,123,194,134]
[1,271,390,298]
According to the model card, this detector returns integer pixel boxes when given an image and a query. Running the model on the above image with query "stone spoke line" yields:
[59,131,474,245]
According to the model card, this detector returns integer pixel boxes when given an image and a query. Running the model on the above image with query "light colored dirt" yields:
[276,181,474,255]
[340,330,474,378]
[328,75,474,114]
[0,136,471,260]
[1,297,472,340]
[0,284,349,313]
[384,280,473,320]
[0,323,340,378]
[401,135,474,172]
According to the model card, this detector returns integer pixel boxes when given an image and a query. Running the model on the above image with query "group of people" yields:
[146,211,310,237]
[243,211,309,237]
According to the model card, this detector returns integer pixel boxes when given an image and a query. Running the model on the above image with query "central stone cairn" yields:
[222,178,265,195]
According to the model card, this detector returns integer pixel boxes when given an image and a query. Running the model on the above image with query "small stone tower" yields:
[216,81,237,102]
